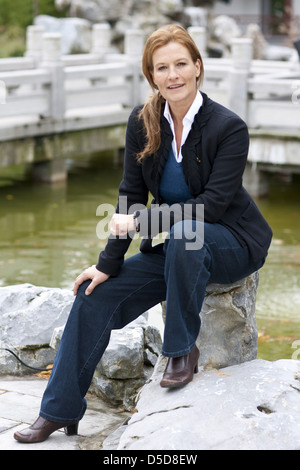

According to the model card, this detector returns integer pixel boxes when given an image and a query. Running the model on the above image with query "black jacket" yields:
[96,93,272,276]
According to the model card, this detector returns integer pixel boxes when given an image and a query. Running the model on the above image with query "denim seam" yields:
[163,244,210,358]
[39,400,86,423]
[162,342,195,358]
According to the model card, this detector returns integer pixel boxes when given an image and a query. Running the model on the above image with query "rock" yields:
[209,15,242,57]
[144,322,162,366]
[0,283,163,406]
[53,0,185,53]
[160,0,183,16]
[0,283,73,374]
[90,317,162,410]
[0,344,55,376]
[91,374,148,412]
[51,314,163,410]
[97,326,145,380]
[211,15,242,47]
[112,358,300,450]
[182,6,208,28]
[34,15,92,54]
[197,272,259,369]
[246,23,296,62]
[246,24,267,60]
[55,0,134,23]
[162,273,259,371]
[50,325,65,351]
[263,45,296,62]
[0,284,73,348]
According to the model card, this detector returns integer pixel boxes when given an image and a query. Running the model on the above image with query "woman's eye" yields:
[158,66,167,71]
[177,62,186,67]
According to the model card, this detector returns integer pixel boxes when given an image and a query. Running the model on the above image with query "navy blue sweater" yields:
[159,148,192,205]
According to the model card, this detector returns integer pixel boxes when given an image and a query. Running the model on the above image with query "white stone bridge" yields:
[0,24,299,195]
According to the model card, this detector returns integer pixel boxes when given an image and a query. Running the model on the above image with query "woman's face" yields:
[151,41,201,112]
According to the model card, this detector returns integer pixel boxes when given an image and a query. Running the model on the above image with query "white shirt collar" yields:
[163,91,203,162]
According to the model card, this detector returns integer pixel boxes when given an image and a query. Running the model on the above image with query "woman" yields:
[14,24,272,444]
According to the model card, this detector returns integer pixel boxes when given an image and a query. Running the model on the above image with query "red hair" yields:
[138,24,204,161]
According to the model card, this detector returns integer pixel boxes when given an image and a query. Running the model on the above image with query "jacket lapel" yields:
[181,93,213,196]
[147,92,214,200]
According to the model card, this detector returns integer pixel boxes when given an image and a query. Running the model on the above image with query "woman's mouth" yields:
[168,84,184,90]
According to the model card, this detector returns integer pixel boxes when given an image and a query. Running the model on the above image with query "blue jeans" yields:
[40,222,265,423]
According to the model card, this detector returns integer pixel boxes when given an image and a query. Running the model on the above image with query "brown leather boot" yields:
[160,345,200,388]
[13,416,78,443]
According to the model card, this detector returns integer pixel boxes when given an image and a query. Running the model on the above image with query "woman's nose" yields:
[168,65,178,80]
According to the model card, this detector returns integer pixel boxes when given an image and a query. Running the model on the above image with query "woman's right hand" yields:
[73,265,110,296]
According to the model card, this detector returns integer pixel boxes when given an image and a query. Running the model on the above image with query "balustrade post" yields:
[229,38,253,121]
[124,29,144,107]
[188,26,207,58]
[124,29,144,58]
[41,33,65,120]
[32,33,67,183]
[91,23,111,58]
[25,25,45,65]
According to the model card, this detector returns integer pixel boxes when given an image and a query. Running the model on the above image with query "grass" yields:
[0,26,26,58]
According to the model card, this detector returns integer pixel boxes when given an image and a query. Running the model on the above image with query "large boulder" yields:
[162,272,259,370]
[34,15,92,54]
[0,283,73,348]
[55,0,134,23]
[0,283,73,374]
[110,358,300,450]
[197,272,259,369]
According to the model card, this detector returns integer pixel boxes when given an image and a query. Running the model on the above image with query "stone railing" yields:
[0,23,299,133]
[202,37,300,127]
[0,23,299,191]
[0,24,145,126]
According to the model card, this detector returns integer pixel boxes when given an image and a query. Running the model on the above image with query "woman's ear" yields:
[195,59,201,78]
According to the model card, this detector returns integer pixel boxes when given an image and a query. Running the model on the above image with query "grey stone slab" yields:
[117,358,300,450]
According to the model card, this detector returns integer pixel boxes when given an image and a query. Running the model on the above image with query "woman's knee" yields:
[75,280,91,297]
[166,220,205,253]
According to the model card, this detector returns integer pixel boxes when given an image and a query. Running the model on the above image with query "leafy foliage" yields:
[0,0,67,29]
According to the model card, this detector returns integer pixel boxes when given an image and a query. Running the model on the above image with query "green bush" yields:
[0,0,67,29]
[0,0,67,57]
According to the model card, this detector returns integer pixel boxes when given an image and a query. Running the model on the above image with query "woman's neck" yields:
[168,90,198,126]
[169,103,188,126]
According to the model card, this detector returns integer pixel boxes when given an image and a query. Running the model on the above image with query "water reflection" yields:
[0,158,299,361]
[0,157,126,288]
[254,174,300,360]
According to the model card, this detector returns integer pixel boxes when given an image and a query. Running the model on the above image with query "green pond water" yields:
[0,154,299,362]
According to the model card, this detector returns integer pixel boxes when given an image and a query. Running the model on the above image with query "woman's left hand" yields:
[109,213,135,236]
[73,265,110,296]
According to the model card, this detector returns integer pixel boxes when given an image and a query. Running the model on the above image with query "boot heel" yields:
[64,422,79,436]
[194,363,199,374]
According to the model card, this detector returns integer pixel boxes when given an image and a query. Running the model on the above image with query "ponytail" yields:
[137,92,165,162]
